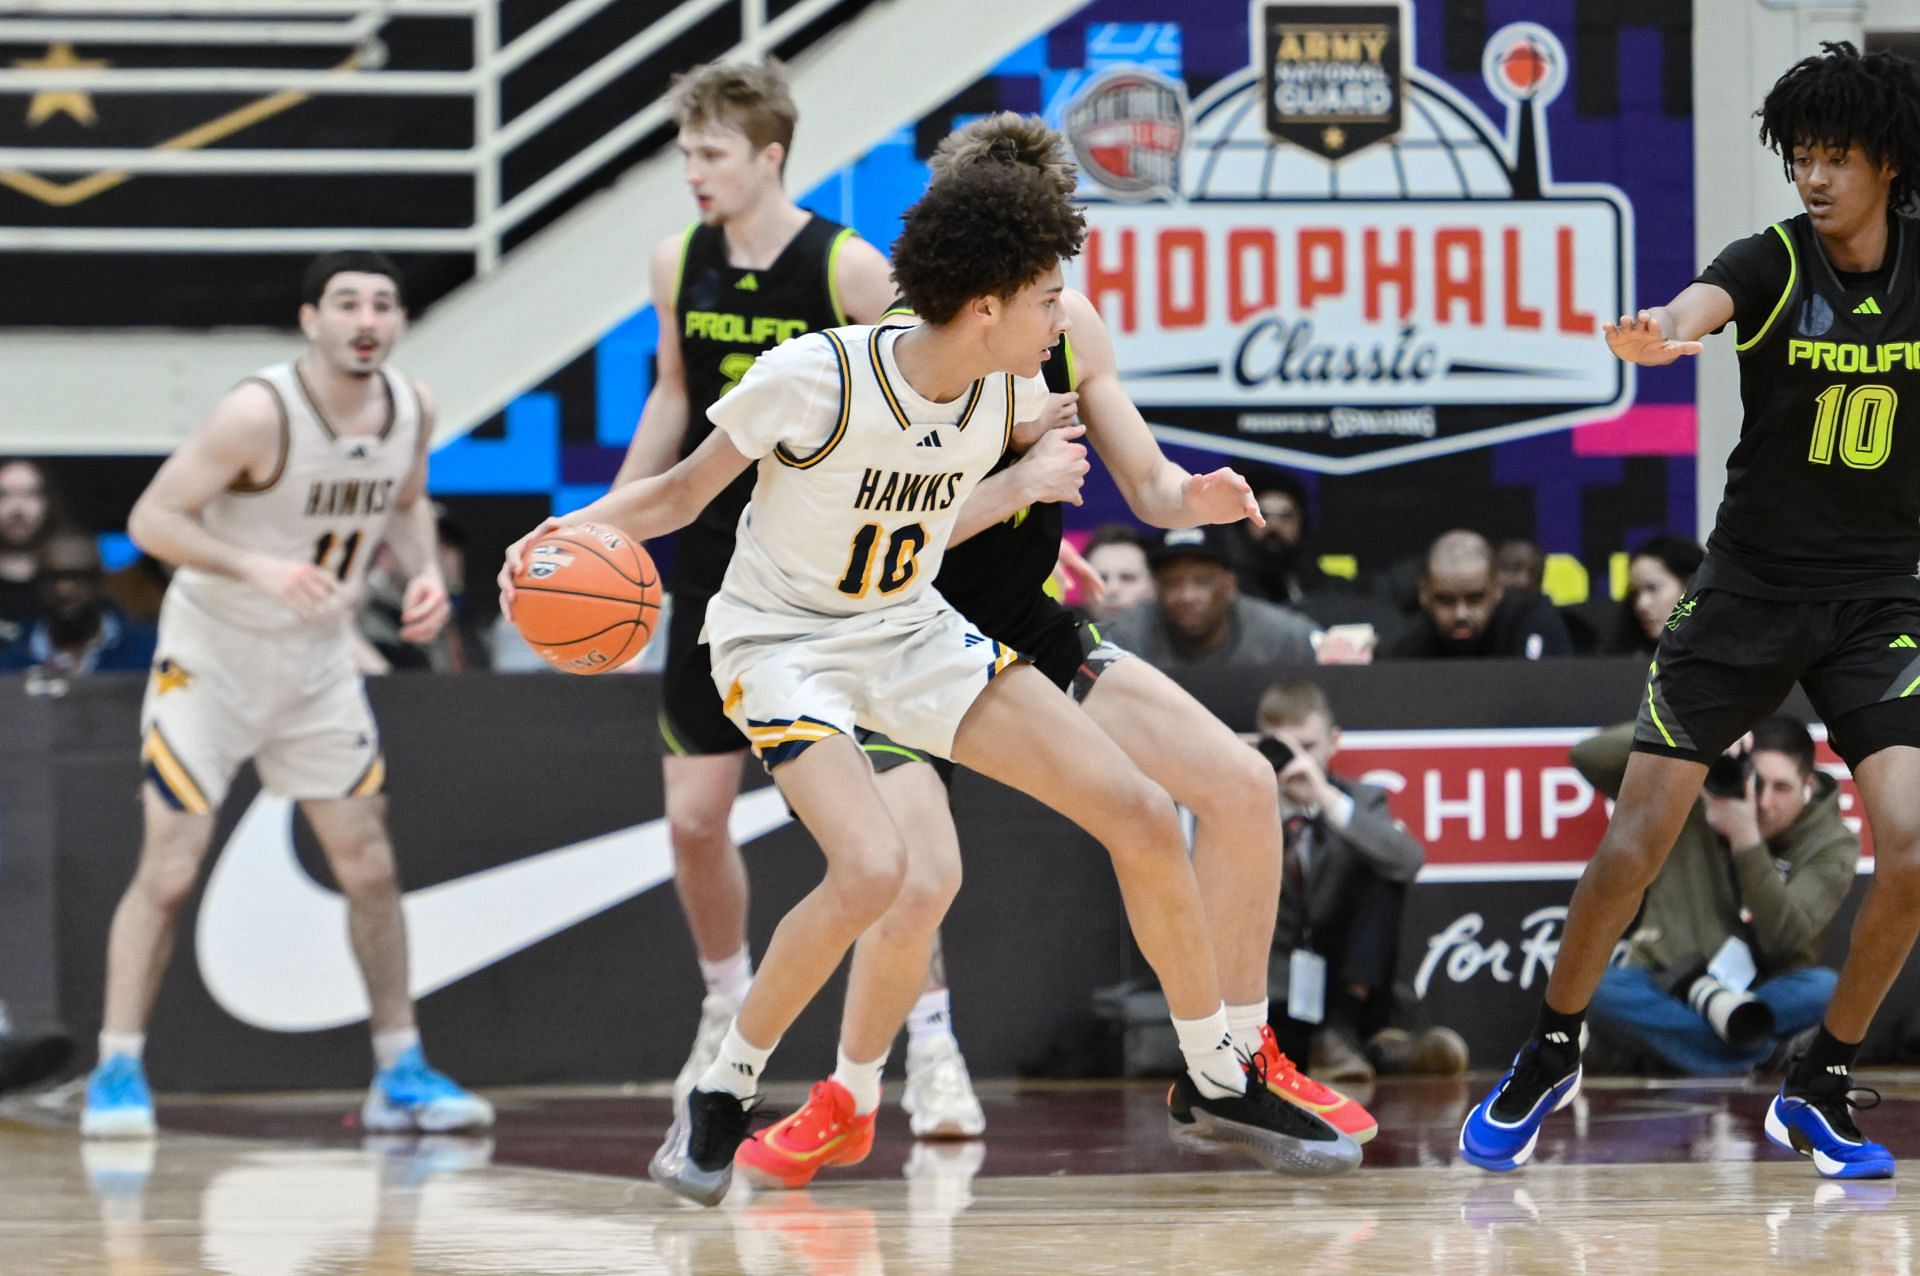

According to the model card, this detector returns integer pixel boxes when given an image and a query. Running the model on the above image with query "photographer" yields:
[1257,679,1466,1082]
[1574,716,1858,1075]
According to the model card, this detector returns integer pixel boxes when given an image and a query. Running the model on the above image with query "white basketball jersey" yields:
[707,325,1047,624]
[172,360,422,632]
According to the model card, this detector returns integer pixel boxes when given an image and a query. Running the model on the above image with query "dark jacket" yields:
[1272,774,1425,967]
[1385,590,1574,660]
[1570,723,1858,977]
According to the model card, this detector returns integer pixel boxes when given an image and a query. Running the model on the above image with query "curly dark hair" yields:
[1758,41,1920,207]
[892,161,1085,325]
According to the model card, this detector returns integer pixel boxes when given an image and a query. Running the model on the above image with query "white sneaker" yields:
[650,992,738,1181]
[901,1036,985,1139]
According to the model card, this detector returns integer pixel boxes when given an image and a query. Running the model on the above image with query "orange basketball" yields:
[511,523,663,675]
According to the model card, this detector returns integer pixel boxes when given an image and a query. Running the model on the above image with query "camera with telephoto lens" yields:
[1256,735,1296,770]
[1703,750,1752,799]
[1664,961,1774,1048]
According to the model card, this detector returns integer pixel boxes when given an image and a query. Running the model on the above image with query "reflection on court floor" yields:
[2,1077,1915,1274]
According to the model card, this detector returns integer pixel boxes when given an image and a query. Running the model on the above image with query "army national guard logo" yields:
[1062,18,1631,475]
[1255,0,1406,160]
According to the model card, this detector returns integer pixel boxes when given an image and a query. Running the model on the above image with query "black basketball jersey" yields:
[933,333,1077,640]
[1698,212,1920,600]
[672,212,853,577]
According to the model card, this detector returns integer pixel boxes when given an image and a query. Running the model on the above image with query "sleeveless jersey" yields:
[674,213,855,570]
[705,325,1047,625]
[1700,212,1920,600]
[933,331,1077,640]
[171,361,422,632]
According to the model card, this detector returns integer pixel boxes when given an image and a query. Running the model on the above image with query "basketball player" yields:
[81,252,492,1138]
[613,62,960,1160]
[1463,42,1920,1180]
[735,115,1376,1191]
[503,158,1360,1206]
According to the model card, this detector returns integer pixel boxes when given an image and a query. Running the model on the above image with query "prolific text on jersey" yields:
[1787,339,1920,374]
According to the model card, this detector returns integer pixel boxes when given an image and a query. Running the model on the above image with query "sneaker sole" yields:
[648,1156,734,1207]
[1764,1102,1896,1180]
[1458,1072,1582,1173]
[907,1114,986,1140]
[737,1138,873,1190]
[1168,1110,1361,1176]
[81,1109,156,1140]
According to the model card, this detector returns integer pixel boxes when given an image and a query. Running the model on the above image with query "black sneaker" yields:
[1166,1061,1361,1176]
[648,1087,756,1207]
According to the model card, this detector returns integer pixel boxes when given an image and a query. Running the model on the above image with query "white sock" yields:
[698,1023,776,1100]
[830,1045,887,1117]
[698,947,754,1005]
[373,1028,421,1071]
[905,988,955,1052]
[98,1032,145,1063]
[1225,1000,1270,1059]
[1172,1006,1245,1099]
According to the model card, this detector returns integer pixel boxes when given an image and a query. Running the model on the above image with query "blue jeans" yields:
[1589,963,1839,1076]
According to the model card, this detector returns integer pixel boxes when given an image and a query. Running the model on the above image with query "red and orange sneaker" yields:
[736,1079,877,1189]
[1251,1024,1378,1144]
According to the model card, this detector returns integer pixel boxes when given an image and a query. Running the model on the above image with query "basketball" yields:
[511,523,663,675]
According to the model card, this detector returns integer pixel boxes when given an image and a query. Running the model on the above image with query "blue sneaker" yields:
[81,1054,156,1139]
[1458,1037,1581,1172]
[362,1045,494,1133]
[1766,1072,1895,1180]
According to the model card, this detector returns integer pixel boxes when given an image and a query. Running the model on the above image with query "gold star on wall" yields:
[1321,125,1347,152]
[17,43,106,127]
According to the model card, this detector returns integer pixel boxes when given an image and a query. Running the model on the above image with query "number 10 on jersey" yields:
[837,522,927,597]
[1809,383,1898,469]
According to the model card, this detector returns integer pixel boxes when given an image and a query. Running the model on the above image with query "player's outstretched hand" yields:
[498,516,566,620]
[1011,391,1080,452]
[245,555,342,623]
[1054,537,1105,609]
[1185,467,1262,527]
[1020,422,1090,506]
[400,572,452,644]
[1603,310,1703,366]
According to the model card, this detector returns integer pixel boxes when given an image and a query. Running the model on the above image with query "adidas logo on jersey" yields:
[1854,297,1883,315]
[1544,1031,1571,1045]
[1892,635,1917,649]
[736,273,759,292]
[915,431,943,448]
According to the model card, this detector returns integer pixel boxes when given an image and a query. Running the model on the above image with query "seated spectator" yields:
[1384,530,1572,660]
[1256,679,1466,1082]
[1080,523,1154,622]
[1575,715,1856,1076]
[1106,525,1323,669]
[0,459,62,646]
[1605,534,1705,657]
[1238,469,1334,605]
[0,533,157,676]
[1496,535,1601,654]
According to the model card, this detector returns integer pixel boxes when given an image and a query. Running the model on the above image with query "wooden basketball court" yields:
[3,1073,1912,1273]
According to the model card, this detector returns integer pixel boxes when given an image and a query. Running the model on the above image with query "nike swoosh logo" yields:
[194,787,794,1032]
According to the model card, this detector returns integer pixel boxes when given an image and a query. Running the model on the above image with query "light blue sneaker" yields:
[81,1054,157,1139]
[362,1044,494,1133]
[1458,1037,1582,1172]
[1766,1074,1895,1180]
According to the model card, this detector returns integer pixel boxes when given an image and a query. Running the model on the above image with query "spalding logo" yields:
[556,649,609,671]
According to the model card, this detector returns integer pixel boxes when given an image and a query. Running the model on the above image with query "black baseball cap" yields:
[1147,524,1234,570]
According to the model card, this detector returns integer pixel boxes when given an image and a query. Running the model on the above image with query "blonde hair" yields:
[1256,679,1333,732]
[668,60,797,163]
[928,111,1076,197]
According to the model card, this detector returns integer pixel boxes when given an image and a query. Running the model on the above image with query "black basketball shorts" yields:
[658,582,750,757]
[859,617,1132,785]
[1633,588,1920,770]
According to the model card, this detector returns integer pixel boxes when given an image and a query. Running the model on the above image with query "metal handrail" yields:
[0,0,865,270]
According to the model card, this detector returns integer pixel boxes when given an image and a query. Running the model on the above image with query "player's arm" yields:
[612,235,694,486]
[128,381,342,620]
[500,429,751,616]
[384,380,451,644]
[1604,283,1731,365]
[949,424,1090,545]
[832,234,899,325]
[1065,290,1261,529]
